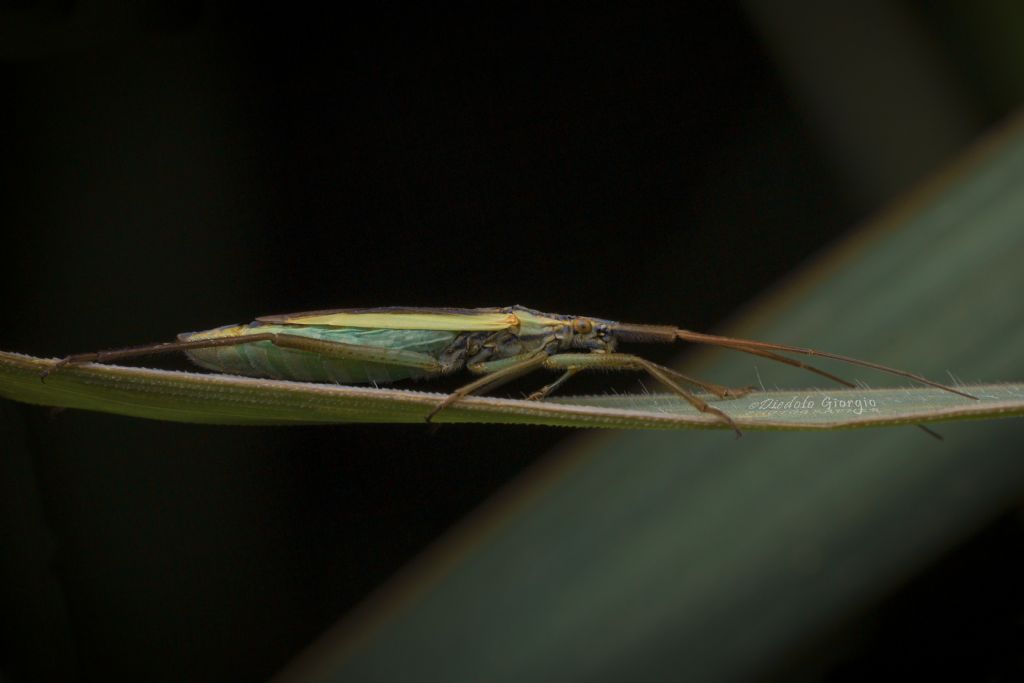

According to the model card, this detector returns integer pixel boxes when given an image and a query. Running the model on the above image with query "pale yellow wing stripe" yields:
[184,325,253,340]
[271,311,519,331]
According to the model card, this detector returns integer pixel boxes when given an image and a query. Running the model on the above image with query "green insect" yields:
[44,305,976,435]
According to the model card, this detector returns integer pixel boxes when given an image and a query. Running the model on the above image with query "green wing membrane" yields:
[184,324,460,383]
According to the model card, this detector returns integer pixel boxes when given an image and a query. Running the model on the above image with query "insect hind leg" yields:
[42,332,444,380]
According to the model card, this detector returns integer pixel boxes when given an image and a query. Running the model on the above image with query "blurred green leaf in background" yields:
[275,114,1024,682]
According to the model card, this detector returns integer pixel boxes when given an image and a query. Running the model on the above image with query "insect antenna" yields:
[673,329,977,400]
[721,345,856,388]
[705,340,947,440]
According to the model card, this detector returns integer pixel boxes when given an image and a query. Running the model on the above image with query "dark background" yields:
[2,2,1022,681]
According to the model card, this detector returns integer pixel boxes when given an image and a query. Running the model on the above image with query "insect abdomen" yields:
[181,324,458,384]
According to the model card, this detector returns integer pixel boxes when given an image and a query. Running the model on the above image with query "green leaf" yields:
[1,351,1017,430]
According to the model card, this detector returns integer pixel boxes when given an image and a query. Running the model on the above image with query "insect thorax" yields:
[437,329,558,370]
[435,307,618,372]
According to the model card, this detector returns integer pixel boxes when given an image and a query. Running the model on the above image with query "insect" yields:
[43,305,976,435]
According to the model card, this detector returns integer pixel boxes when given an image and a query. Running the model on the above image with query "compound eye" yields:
[572,318,593,334]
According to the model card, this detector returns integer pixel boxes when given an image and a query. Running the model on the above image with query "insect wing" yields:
[257,307,519,332]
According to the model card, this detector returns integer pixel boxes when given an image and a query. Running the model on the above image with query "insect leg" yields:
[253,334,444,372]
[43,334,283,378]
[525,368,581,401]
[542,353,742,436]
[44,333,443,379]
[533,354,750,401]
[653,366,753,399]
[425,353,548,422]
